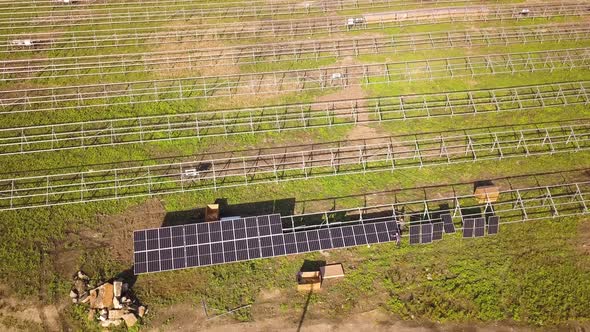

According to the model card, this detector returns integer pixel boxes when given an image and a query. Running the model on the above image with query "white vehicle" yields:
[10,39,34,47]
[519,8,530,15]
[346,17,366,29]
[183,168,198,178]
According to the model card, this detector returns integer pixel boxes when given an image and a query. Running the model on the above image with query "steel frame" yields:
[2,48,588,114]
[281,181,590,231]
[0,123,588,211]
[2,24,589,81]
[0,81,589,156]
[2,3,586,43]
[0,0,509,27]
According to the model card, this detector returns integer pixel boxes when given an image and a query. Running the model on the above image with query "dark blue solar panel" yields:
[198,244,210,255]
[235,239,247,251]
[340,226,355,246]
[186,245,198,257]
[487,216,499,235]
[306,230,321,251]
[375,222,390,242]
[211,253,224,264]
[199,254,211,266]
[269,214,283,234]
[134,238,147,252]
[134,230,146,242]
[159,235,172,249]
[185,224,197,235]
[353,224,367,245]
[234,218,246,230]
[160,259,173,271]
[284,233,297,254]
[295,232,309,252]
[318,229,332,249]
[222,229,234,241]
[330,228,344,248]
[364,223,378,244]
[173,247,186,269]
[160,249,172,260]
[211,242,223,254]
[236,250,249,261]
[441,213,456,233]
[247,238,261,258]
[463,218,474,238]
[272,235,285,255]
[409,224,420,245]
[134,252,146,264]
[197,223,210,244]
[186,255,199,267]
[432,222,443,241]
[474,217,485,237]
[134,263,147,274]
[261,246,274,258]
[185,224,198,245]
[246,219,259,237]
[421,223,433,244]
[147,260,160,273]
[221,219,233,231]
[146,251,159,264]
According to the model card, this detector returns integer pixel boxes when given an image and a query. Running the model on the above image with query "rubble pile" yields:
[70,271,147,328]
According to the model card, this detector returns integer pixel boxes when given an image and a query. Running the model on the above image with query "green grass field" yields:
[0,1,589,330]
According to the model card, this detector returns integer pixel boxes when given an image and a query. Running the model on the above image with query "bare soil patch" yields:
[577,217,590,255]
[95,198,167,262]
[0,286,63,332]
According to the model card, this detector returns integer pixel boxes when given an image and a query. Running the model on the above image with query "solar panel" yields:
[409,224,420,245]
[432,222,444,241]
[420,223,433,244]
[353,224,367,245]
[487,216,500,235]
[441,214,456,233]
[474,217,485,237]
[364,223,379,244]
[318,228,332,250]
[462,218,475,238]
[134,216,406,274]
[330,228,345,248]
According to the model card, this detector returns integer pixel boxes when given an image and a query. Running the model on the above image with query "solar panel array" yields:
[133,214,401,274]
[463,215,500,238]
[408,217,449,245]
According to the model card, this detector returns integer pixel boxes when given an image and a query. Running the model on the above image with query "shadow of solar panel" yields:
[432,222,443,241]
[269,214,283,234]
[421,223,433,244]
[364,223,378,244]
[353,224,367,245]
[247,238,261,258]
[375,222,390,243]
[474,217,485,237]
[487,216,500,235]
[272,235,286,255]
[463,218,475,238]
[441,214,456,233]
[330,228,345,248]
[318,229,333,249]
[307,230,321,251]
[409,224,420,245]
